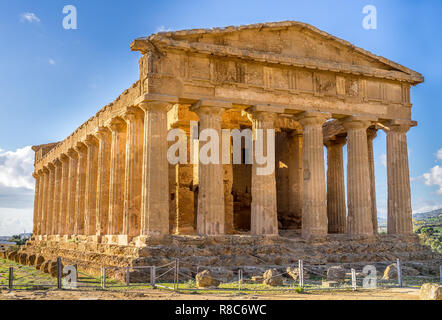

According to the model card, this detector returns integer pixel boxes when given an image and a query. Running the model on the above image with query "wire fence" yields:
[1,255,441,292]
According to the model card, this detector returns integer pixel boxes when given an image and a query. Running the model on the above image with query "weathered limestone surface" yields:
[25,21,429,275]
[325,137,346,234]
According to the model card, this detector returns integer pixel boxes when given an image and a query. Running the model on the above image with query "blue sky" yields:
[0,0,441,235]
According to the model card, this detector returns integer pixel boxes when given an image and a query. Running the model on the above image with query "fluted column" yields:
[108,118,127,236]
[139,98,176,237]
[123,108,144,239]
[342,116,375,236]
[386,120,416,235]
[325,136,347,234]
[74,142,87,235]
[248,108,278,236]
[288,131,303,229]
[36,170,45,235]
[53,159,62,235]
[190,100,229,235]
[66,149,78,236]
[32,172,41,235]
[59,154,70,236]
[95,127,112,236]
[296,111,330,239]
[367,128,378,234]
[84,135,99,236]
[46,163,55,235]
[41,167,49,235]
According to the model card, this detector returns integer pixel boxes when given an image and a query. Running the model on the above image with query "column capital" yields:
[84,134,98,147]
[190,99,231,117]
[60,153,69,162]
[66,148,78,159]
[94,127,111,140]
[367,127,378,140]
[47,162,55,170]
[324,135,347,147]
[294,111,331,126]
[138,100,174,113]
[341,115,377,131]
[42,166,50,173]
[52,158,62,167]
[74,141,87,153]
[384,119,417,133]
[123,106,144,122]
[32,172,38,179]
[106,117,126,132]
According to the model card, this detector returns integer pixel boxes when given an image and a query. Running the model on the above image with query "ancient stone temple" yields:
[22,21,439,275]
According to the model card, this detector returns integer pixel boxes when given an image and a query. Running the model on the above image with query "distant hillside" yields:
[413,208,442,221]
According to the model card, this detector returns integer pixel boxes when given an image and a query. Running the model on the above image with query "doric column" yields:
[108,118,127,235]
[139,96,177,237]
[386,120,416,235]
[32,172,41,235]
[74,142,87,235]
[84,135,99,236]
[325,136,347,234]
[66,149,78,236]
[342,116,375,236]
[40,168,49,235]
[53,159,62,235]
[248,106,278,236]
[296,111,330,239]
[123,107,144,239]
[46,163,55,235]
[288,131,303,229]
[59,154,70,236]
[95,127,112,236]
[36,170,45,235]
[190,100,229,236]
[175,127,196,235]
[367,128,378,234]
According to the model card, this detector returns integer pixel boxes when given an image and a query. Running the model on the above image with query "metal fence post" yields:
[126,267,130,287]
[397,259,402,287]
[351,268,357,291]
[8,267,13,290]
[101,267,106,289]
[57,257,62,289]
[238,269,242,292]
[176,259,180,291]
[151,266,156,289]
[298,260,304,288]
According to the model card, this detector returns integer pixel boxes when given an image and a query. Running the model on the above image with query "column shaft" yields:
[75,144,87,235]
[297,112,329,238]
[108,119,127,235]
[343,118,373,235]
[140,101,172,237]
[192,105,226,235]
[53,160,62,235]
[325,138,347,233]
[288,132,303,229]
[387,123,414,234]
[250,111,278,235]
[46,164,55,235]
[32,173,40,235]
[84,136,99,236]
[59,156,70,235]
[367,129,378,234]
[66,150,78,236]
[123,109,144,238]
[95,128,112,236]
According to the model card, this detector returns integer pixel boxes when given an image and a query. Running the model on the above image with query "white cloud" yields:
[156,25,172,32]
[0,146,34,190]
[20,12,40,23]
[422,165,442,194]
[379,154,387,167]
[49,59,56,65]
[0,208,33,236]
[436,148,442,161]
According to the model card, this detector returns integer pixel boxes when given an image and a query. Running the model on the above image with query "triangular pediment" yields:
[132,21,423,84]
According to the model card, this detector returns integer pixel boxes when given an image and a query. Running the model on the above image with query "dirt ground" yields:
[0,287,421,300]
